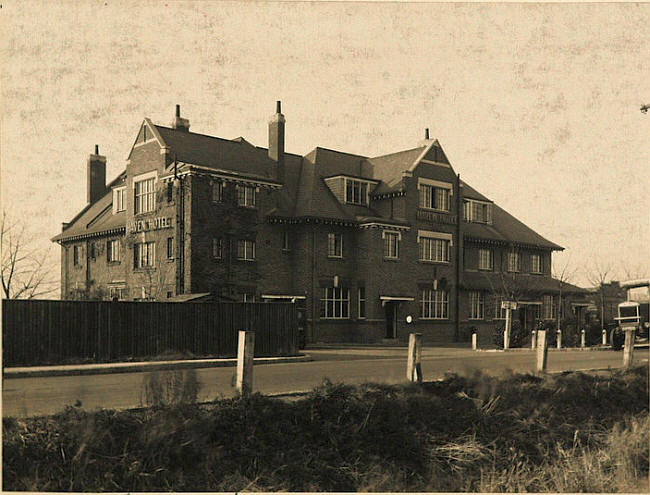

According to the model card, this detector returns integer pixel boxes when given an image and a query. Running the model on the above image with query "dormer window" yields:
[463,199,492,224]
[345,179,368,205]
[418,178,452,212]
[113,186,126,213]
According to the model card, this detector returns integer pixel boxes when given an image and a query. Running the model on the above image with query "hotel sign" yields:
[128,217,172,233]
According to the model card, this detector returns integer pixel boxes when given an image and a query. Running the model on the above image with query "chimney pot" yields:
[176,104,180,117]
[94,144,99,155]
[425,128,430,140]
[276,100,282,114]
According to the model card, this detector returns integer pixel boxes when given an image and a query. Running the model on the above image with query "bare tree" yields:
[585,259,613,328]
[1,211,57,299]
[552,254,578,330]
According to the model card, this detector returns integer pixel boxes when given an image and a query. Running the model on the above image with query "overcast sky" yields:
[2,1,648,291]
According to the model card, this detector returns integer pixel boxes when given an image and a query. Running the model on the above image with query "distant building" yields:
[52,103,589,344]
[587,281,628,327]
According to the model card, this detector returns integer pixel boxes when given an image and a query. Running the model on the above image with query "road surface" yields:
[3,346,646,418]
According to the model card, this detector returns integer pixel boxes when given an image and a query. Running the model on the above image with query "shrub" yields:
[492,319,528,348]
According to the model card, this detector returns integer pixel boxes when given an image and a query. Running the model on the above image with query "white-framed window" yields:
[134,175,156,214]
[358,287,366,319]
[478,248,493,271]
[109,286,127,300]
[531,253,542,274]
[107,239,121,263]
[282,231,290,251]
[113,187,126,213]
[419,235,451,263]
[321,287,350,319]
[328,233,343,258]
[418,179,452,212]
[213,238,223,259]
[212,181,223,202]
[345,179,368,205]
[242,292,256,303]
[469,291,485,320]
[167,237,174,260]
[73,245,81,266]
[542,295,556,320]
[507,251,520,273]
[463,200,492,224]
[237,239,255,261]
[134,241,155,269]
[420,289,449,319]
[493,298,508,320]
[383,231,399,259]
[236,185,256,208]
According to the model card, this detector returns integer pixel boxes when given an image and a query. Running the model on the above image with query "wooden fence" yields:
[2,299,298,367]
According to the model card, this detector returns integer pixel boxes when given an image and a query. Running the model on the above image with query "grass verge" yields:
[3,366,648,492]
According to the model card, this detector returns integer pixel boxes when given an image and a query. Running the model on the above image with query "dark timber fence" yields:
[2,299,298,367]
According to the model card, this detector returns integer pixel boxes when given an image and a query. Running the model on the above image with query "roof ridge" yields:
[314,146,368,159]
[154,124,246,146]
[370,146,425,160]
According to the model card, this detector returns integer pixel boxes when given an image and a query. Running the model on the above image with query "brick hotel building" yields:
[53,103,589,345]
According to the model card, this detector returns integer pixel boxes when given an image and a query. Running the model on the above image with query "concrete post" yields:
[556,329,562,349]
[504,308,511,350]
[406,333,423,382]
[580,329,586,348]
[236,330,255,396]
[531,330,537,349]
[623,329,635,369]
[471,331,477,351]
[536,330,548,374]
[602,329,607,346]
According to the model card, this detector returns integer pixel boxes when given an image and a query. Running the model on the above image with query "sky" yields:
[1,1,649,292]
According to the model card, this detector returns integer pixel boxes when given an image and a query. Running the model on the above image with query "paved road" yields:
[3,347,646,418]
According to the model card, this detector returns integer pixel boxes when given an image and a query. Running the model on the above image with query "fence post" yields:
[406,333,423,382]
[580,329,586,348]
[504,308,511,350]
[623,328,635,369]
[236,330,255,396]
[531,330,537,349]
[556,329,562,349]
[471,330,477,351]
[602,329,607,346]
[536,330,548,374]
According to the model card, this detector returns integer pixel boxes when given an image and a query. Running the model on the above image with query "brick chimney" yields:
[87,144,106,204]
[268,100,285,183]
[171,104,190,132]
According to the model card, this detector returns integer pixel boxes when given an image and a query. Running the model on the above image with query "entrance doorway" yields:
[385,303,397,339]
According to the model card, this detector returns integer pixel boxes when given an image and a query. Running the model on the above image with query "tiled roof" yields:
[460,180,492,202]
[461,271,589,295]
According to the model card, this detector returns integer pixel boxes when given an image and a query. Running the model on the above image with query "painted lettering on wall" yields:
[128,217,172,233]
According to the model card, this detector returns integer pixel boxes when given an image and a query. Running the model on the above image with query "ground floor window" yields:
[469,291,484,319]
[242,292,256,303]
[321,287,350,319]
[542,295,556,320]
[358,287,366,319]
[109,286,127,300]
[107,239,121,262]
[420,289,448,319]
[134,241,155,268]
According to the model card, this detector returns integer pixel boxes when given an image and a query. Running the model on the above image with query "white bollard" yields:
[536,330,548,374]
[504,309,511,350]
[623,329,635,369]
[531,330,537,349]
[407,333,423,382]
[471,331,477,351]
[556,329,562,349]
[580,329,586,348]
[602,329,607,346]
[236,330,255,396]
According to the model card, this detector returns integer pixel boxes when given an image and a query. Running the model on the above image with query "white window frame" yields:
[542,295,556,320]
[167,237,174,260]
[418,230,452,263]
[113,186,126,213]
[383,231,400,259]
[322,287,350,319]
[237,239,255,261]
[507,250,520,273]
[212,181,224,203]
[464,199,493,224]
[236,185,257,208]
[133,171,157,215]
[478,248,493,271]
[420,288,449,319]
[282,231,290,251]
[531,253,542,274]
[107,239,121,263]
[134,241,155,269]
[469,291,485,320]
[494,298,507,320]
[213,238,223,259]
[358,287,366,319]
[418,178,453,212]
[327,233,343,258]
[109,286,127,300]
[344,178,369,206]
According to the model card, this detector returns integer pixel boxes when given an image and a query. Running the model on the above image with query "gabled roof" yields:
[367,147,424,195]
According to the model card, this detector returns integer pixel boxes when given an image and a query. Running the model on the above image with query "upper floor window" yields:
[321,287,350,319]
[113,187,126,213]
[531,254,542,274]
[328,233,343,258]
[237,239,255,261]
[167,237,174,260]
[166,182,173,203]
[73,245,81,266]
[213,238,223,259]
[134,241,155,269]
[469,291,485,319]
[463,199,492,224]
[418,179,452,212]
[383,231,399,259]
[134,176,156,214]
[212,181,223,203]
[237,185,256,208]
[107,239,121,263]
[345,179,368,205]
[478,248,493,271]
[418,231,451,262]
[507,251,520,273]
[420,288,449,319]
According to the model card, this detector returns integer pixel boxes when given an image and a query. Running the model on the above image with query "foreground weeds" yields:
[3,366,648,492]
